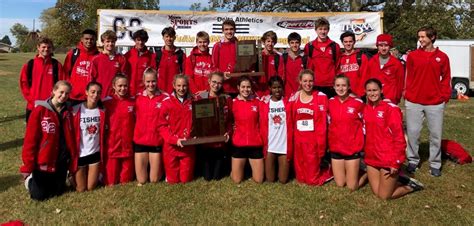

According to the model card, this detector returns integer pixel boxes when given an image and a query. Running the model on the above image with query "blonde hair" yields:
[142,67,157,81]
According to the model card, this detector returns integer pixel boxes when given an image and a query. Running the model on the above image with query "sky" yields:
[0,0,210,46]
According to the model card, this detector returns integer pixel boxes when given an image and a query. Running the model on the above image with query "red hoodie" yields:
[337,50,369,97]
[185,46,214,93]
[363,100,406,169]
[20,100,77,174]
[90,53,129,99]
[156,47,186,94]
[259,95,293,160]
[133,90,169,147]
[304,38,341,87]
[212,38,238,93]
[405,47,451,105]
[19,55,66,110]
[231,96,263,147]
[63,42,99,101]
[124,47,156,96]
[103,94,135,158]
[328,95,364,156]
[363,54,405,104]
[282,52,305,95]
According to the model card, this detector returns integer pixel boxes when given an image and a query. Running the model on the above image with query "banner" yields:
[98,10,383,49]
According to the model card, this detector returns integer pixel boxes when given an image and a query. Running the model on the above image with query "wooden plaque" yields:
[231,40,264,77]
[181,96,227,146]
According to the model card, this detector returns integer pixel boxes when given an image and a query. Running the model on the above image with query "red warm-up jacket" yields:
[19,55,66,110]
[156,47,186,94]
[304,38,341,87]
[337,50,369,97]
[133,90,169,147]
[258,95,293,160]
[158,93,195,154]
[20,100,77,174]
[404,47,451,105]
[212,38,238,93]
[185,47,214,93]
[103,94,135,158]
[282,52,305,95]
[231,96,263,147]
[363,100,406,169]
[71,104,106,162]
[363,54,405,104]
[124,47,156,96]
[90,53,129,99]
[328,96,364,156]
[63,42,99,100]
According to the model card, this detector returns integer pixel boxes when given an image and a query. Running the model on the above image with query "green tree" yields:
[0,35,12,45]
[9,23,33,51]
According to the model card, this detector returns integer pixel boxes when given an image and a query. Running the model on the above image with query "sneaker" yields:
[24,174,32,190]
[407,177,424,192]
[406,163,418,174]
[430,167,442,177]
[398,174,410,185]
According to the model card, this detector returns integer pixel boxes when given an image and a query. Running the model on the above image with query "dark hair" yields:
[37,37,53,48]
[365,78,382,90]
[268,75,284,87]
[417,26,437,44]
[222,19,236,30]
[208,71,224,79]
[340,31,355,42]
[112,73,128,86]
[132,29,149,42]
[162,27,176,37]
[315,18,330,29]
[86,81,102,91]
[237,75,252,87]
[82,29,97,37]
[287,32,301,43]
[261,30,277,44]
[196,31,210,42]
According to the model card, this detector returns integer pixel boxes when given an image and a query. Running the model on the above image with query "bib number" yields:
[297,119,314,131]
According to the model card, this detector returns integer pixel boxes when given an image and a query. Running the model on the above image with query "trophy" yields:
[230,40,265,77]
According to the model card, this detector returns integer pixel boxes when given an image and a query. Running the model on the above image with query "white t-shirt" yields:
[79,104,101,157]
[267,99,287,154]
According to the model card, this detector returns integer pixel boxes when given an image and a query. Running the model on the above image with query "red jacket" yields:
[304,38,341,87]
[71,104,106,162]
[405,47,451,105]
[185,46,214,93]
[19,55,66,110]
[133,90,169,147]
[259,95,293,160]
[90,53,129,99]
[103,94,135,158]
[63,42,99,100]
[158,93,195,154]
[282,52,305,95]
[212,38,238,93]
[156,47,186,94]
[231,97,263,147]
[363,100,406,169]
[288,90,328,155]
[328,96,364,156]
[337,50,369,97]
[124,47,156,96]
[20,100,77,174]
[363,54,405,104]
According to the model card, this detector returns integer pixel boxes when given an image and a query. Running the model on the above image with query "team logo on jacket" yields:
[128,106,134,112]
[318,105,325,111]
[377,111,384,118]
[347,107,355,114]
[114,62,120,68]
[156,102,162,108]
[251,105,257,112]
[41,119,56,133]
[320,47,326,52]
[87,125,98,135]
[47,68,53,75]
[435,57,441,62]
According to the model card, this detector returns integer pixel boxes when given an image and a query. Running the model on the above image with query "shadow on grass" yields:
[0,138,24,152]
[0,174,20,192]
[0,114,25,124]
[416,141,448,167]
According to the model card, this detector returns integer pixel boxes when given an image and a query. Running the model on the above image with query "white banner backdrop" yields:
[98,10,383,49]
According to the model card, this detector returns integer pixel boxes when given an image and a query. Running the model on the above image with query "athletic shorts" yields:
[78,152,100,167]
[133,143,162,153]
[330,152,361,160]
[232,147,263,159]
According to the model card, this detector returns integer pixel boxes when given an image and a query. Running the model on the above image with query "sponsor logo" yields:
[168,15,197,30]
[276,20,314,30]
[41,119,56,133]
[341,19,375,42]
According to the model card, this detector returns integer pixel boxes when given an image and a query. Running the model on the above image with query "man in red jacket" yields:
[212,19,239,94]
[405,26,451,177]
[63,29,99,103]
[282,32,306,95]
[184,31,214,93]
[304,17,341,98]
[156,27,186,93]
[19,37,65,122]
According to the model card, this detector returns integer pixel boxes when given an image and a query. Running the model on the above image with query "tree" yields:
[9,23,35,52]
[190,2,201,11]
[0,35,12,45]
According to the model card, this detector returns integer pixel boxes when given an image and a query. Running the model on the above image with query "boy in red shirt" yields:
[304,17,341,98]
[19,37,66,122]
[282,32,306,95]
[212,19,239,94]
[258,30,283,96]
[185,31,214,93]
[90,30,129,99]
[156,27,186,93]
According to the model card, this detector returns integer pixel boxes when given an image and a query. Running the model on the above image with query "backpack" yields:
[155,48,184,73]
[69,48,80,75]
[27,58,59,87]
[308,41,337,64]
[282,52,308,70]
[441,139,472,164]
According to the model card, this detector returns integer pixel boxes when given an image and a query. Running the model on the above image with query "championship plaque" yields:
[181,96,227,146]
[230,40,264,77]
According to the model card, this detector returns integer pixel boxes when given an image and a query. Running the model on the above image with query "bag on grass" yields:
[441,139,472,164]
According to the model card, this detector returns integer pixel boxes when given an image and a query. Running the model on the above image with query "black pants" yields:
[198,147,230,181]
[27,169,68,201]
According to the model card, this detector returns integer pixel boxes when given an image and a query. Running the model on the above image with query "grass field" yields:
[0,53,473,224]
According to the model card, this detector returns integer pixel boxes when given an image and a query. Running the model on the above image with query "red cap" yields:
[376,34,393,47]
